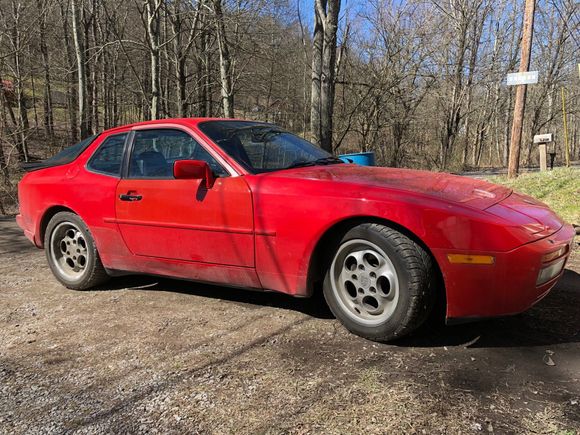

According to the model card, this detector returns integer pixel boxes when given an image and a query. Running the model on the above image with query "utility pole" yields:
[561,87,570,167]
[508,0,536,178]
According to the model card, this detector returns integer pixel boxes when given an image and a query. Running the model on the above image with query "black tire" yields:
[44,211,110,290]
[323,223,435,342]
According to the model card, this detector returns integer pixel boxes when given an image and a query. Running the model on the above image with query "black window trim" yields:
[85,131,131,178]
[121,130,135,179]
[122,126,231,180]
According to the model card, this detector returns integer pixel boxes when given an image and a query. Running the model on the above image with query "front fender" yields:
[247,175,537,297]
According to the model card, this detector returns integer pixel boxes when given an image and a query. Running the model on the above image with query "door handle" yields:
[119,193,142,201]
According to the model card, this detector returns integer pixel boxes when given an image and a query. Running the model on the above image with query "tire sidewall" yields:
[323,225,415,340]
[44,212,99,288]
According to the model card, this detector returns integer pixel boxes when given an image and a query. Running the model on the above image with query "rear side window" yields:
[87,133,128,177]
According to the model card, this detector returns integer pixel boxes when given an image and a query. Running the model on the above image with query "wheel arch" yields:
[38,205,79,248]
[305,216,446,315]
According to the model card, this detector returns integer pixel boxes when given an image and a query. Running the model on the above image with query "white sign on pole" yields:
[533,133,553,144]
[506,71,539,86]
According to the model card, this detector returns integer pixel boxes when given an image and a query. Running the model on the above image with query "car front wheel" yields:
[44,211,109,290]
[323,223,435,342]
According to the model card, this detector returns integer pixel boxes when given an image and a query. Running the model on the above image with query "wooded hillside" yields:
[0,0,578,212]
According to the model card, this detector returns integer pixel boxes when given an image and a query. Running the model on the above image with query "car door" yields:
[115,127,254,268]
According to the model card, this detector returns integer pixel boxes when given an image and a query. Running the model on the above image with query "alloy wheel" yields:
[330,239,400,326]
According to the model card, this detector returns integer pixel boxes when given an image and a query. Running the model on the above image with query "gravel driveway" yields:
[1,217,579,434]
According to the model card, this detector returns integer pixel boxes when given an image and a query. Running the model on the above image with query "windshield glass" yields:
[198,121,342,174]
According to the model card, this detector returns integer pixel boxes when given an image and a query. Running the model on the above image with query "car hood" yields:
[273,164,511,210]
[486,191,564,237]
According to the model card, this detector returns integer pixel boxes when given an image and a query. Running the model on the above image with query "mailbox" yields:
[534,133,554,172]
[533,133,553,144]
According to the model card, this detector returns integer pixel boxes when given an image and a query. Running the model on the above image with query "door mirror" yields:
[173,160,215,188]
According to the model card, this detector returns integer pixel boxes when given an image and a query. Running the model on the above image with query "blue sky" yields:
[296,0,373,32]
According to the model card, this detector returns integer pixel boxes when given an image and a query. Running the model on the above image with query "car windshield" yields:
[198,120,343,174]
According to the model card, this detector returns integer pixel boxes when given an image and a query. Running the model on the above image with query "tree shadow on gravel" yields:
[395,269,580,349]
[0,217,37,254]
[94,274,334,320]
[93,269,580,348]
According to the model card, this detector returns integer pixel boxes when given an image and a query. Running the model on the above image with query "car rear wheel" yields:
[323,223,435,342]
[45,212,109,290]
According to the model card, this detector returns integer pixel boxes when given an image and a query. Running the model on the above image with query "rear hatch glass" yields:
[21,135,99,172]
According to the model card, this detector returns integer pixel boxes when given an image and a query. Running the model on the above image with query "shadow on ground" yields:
[399,268,580,349]
[3,215,578,349]
[94,268,580,349]
[0,216,37,254]
[95,274,335,320]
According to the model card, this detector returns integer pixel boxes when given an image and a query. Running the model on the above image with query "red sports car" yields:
[17,118,575,341]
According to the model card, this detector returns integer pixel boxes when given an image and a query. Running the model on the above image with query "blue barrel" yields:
[338,152,376,166]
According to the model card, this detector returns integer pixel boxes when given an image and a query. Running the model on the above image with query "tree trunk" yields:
[37,0,54,139]
[150,49,160,120]
[30,58,40,131]
[60,1,78,143]
[311,0,341,152]
[0,72,12,184]
[196,13,209,117]
[71,0,89,139]
[161,7,170,118]
[146,0,162,120]
[112,53,119,126]
[463,12,486,167]
[319,0,340,153]
[169,0,191,118]
[204,34,213,117]
[441,20,468,169]
[310,2,323,146]
[83,3,93,134]
[91,0,100,132]
[213,0,234,118]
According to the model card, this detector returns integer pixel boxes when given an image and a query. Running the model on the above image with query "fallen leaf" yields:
[543,354,555,366]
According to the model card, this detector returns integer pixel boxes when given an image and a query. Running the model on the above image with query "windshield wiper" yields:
[285,156,344,170]
[314,156,345,165]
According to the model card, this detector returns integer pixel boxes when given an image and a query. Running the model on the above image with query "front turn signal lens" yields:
[447,254,495,265]
[541,245,568,264]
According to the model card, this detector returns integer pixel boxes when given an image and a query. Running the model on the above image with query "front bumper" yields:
[434,223,576,321]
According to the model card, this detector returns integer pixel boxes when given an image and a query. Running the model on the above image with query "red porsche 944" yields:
[17,118,575,341]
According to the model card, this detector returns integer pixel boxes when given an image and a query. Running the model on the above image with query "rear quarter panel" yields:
[18,133,132,269]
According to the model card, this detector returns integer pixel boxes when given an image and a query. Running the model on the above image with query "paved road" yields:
[1,217,579,433]
[460,162,580,178]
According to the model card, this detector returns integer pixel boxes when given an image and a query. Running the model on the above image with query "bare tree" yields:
[36,0,54,139]
[311,0,341,152]
[0,0,577,217]
[212,0,234,118]
[137,0,164,120]
[71,0,89,138]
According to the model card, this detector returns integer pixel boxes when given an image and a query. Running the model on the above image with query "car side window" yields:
[87,133,128,177]
[128,129,228,179]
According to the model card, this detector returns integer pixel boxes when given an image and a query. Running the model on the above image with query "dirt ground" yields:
[1,217,579,434]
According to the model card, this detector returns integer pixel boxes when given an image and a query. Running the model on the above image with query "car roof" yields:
[102,117,247,135]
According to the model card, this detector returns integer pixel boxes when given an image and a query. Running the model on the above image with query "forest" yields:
[0,0,578,213]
